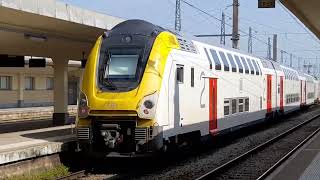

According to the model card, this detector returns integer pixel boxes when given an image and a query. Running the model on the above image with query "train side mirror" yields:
[81,59,87,69]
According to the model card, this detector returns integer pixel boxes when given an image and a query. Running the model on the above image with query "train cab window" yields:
[238,98,244,112]
[232,99,237,114]
[191,67,194,87]
[227,53,237,72]
[204,48,213,69]
[210,49,222,70]
[251,59,260,75]
[246,58,255,75]
[234,55,243,73]
[240,57,249,74]
[245,98,249,111]
[177,65,184,83]
[224,99,230,116]
[218,51,230,71]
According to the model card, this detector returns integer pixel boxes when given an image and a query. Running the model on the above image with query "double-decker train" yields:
[76,20,320,156]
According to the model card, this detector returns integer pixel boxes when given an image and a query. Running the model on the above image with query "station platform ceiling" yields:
[0,0,123,60]
[280,0,320,39]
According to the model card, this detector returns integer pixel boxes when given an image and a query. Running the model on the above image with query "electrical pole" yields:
[248,27,252,53]
[290,53,293,67]
[267,37,271,59]
[280,50,284,64]
[298,57,301,71]
[273,34,277,62]
[232,0,239,49]
[175,0,181,31]
[220,12,226,45]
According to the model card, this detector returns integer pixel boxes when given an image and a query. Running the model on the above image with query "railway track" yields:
[196,114,320,180]
[56,170,86,180]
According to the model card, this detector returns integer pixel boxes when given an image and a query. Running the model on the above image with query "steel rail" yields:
[55,170,86,180]
[256,126,320,180]
[196,114,320,180]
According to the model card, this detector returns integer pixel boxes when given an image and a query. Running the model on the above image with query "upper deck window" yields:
[251,59,260,75]
[204,48,213,69]
[227,53,237,72]
[246,58,255,75]
[210,49,222,70]
[253,60,262,75]
[234,55,243,73]
[240,57,249,74]
[219,51,230,71]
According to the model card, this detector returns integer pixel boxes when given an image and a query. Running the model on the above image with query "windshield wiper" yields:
[103,54,117,90]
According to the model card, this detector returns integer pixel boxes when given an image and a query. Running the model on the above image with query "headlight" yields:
[138,92,158,119]
[78,91,90,118]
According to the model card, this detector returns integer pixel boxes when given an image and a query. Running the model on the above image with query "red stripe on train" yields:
[209,78,218,135]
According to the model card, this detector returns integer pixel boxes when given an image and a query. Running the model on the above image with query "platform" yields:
[0,105,77,123]
[0,125,76,165]
[267,129,320,180]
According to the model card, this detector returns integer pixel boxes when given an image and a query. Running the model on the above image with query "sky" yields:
[61,0,320,74]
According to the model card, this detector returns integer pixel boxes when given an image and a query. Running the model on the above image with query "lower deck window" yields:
[245,98,249,111]
[232,99,237,114]
[224,99,230,115]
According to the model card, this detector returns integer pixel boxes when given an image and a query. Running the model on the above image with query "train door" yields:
[267,74,272,113]
[174,64,185,130]
[209,78,218,135]
[301,80,306,105]
[280,76,284,112]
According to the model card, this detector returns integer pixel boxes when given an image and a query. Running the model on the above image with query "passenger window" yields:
[232,99,237,114]
[210,49,222,70]
[227,53,237,72]
[191,67,194,87]
[245,98,249,111]
[251,59,260,75]
[218,51,230,71]
[234,55,243,73]
[204,48,213,69]
[238,98,244,112]
[240,57,249,74]
[254,60,262,75]
[224,99,230,116]
[177,65,184,83]
[246,58,255,75]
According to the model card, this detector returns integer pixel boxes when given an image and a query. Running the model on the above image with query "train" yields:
[76,19,320,156]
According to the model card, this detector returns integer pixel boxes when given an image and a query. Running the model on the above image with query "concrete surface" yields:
[0,125,76,165]
[0,105,77,123]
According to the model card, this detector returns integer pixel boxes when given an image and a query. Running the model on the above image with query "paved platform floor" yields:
[0,105,77,123]
[267,129,320,180]
[0,125,76,165]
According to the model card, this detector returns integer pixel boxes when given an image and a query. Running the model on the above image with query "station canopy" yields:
[280,0,320,39]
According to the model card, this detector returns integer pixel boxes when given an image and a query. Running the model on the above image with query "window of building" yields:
[25,76,35,90]
[246,58,255,75]
[224,99,230,116]
[232,99,237,114]
[240,57,249,74]
[218,51,230,71]
[46,77,54,90]
[227,53,237,72]
[204,48,213,69]
[238,98,244,112]
[177,65,184,83]
[234,55,243,73]
[245,98,249,111]
[0,76,11,90]
[191,67,194,87]
[210,49,222,70]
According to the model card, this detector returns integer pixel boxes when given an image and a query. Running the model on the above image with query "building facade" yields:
[0,58,81,108]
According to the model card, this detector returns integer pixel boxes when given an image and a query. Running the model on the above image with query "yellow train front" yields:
[76,20,179,156]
